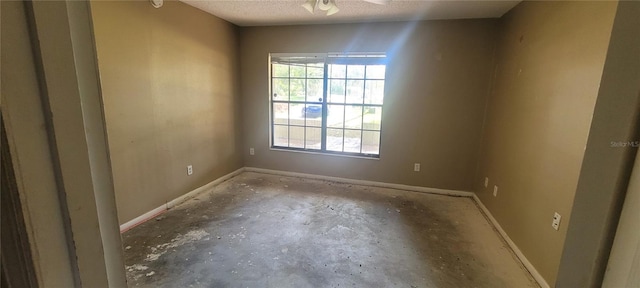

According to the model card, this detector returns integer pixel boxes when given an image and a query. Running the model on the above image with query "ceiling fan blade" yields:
[362,0,390,5]
[302,0,317,13]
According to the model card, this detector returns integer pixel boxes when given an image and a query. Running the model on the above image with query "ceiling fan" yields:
[302,0,391,16]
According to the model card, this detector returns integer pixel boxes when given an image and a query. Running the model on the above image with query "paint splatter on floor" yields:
[144,229,210,262]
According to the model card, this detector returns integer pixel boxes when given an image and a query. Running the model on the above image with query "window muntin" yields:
[270,53,386,158]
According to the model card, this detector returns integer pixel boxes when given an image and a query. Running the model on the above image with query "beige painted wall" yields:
[475,1,618,285]
[240,20,497,190]
[91,1,243,224]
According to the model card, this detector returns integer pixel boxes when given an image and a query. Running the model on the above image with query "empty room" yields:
[1,0,639,288]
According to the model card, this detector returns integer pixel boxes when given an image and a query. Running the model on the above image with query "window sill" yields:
[269,147,381,161]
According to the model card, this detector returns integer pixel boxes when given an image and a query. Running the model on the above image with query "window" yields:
[270,53,386,158]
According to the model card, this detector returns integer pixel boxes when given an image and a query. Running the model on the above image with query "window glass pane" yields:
[327,105,344,128]
[303,104,323,126]
[305,127,321,150]
[306,117,323,127]
[366,65,386,79]
[346,80,364,104]
[272,78,289,101]
[363,106,382,130]
[307,79,323,102]
[290,64,305,78]
[326,128,344,152]
[328,79,345,103]
[289,126,304,148]
[273,103,288,125]
[273,64,289,77]
[347,65,365,79]
[273,125,288,147]
[364,80,384,105]
[329,64,346,78]
[290,79,305,102]
[289,103,304,126]
[307,65,324,78]
[344,129,362,153]
[345,105,363,129]
[362,130,380,155]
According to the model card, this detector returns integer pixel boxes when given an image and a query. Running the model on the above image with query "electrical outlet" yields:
[493,185,498,197]
[249,148,255,155]
[484,177,489,188]
[414,163,421,172]
[187,165,193,176]
[552,212,562,231]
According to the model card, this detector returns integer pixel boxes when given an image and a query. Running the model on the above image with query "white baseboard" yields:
[119,167,245,233]
[472,194,550,288]
[244,167,474,197]
[119,205,166,233]
[166,168,245,209]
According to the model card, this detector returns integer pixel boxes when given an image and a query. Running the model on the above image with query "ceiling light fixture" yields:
[150,0,163,8]
[302,0,340,16]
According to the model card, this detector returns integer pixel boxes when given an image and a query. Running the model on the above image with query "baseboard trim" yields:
[166,168,245,209]
[472,194,550,288]
[119,205,166,233]
[119,167,245,233]
[244,167,474,197]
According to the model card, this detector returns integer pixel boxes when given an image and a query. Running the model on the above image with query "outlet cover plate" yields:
[552,212,561,230]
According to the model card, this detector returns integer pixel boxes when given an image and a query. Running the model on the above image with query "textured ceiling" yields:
[179,0,522,26]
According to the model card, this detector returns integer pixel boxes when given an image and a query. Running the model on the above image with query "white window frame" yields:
[269,52,387,158]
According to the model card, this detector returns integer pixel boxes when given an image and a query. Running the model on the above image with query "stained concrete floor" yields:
[122,172,538,288]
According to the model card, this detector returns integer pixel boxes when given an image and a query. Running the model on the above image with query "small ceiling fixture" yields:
[302,0,340,16]
[150,0,163,8]
[302,0,390,16]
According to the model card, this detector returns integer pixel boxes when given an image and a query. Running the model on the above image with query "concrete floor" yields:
[122,172,538,288]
